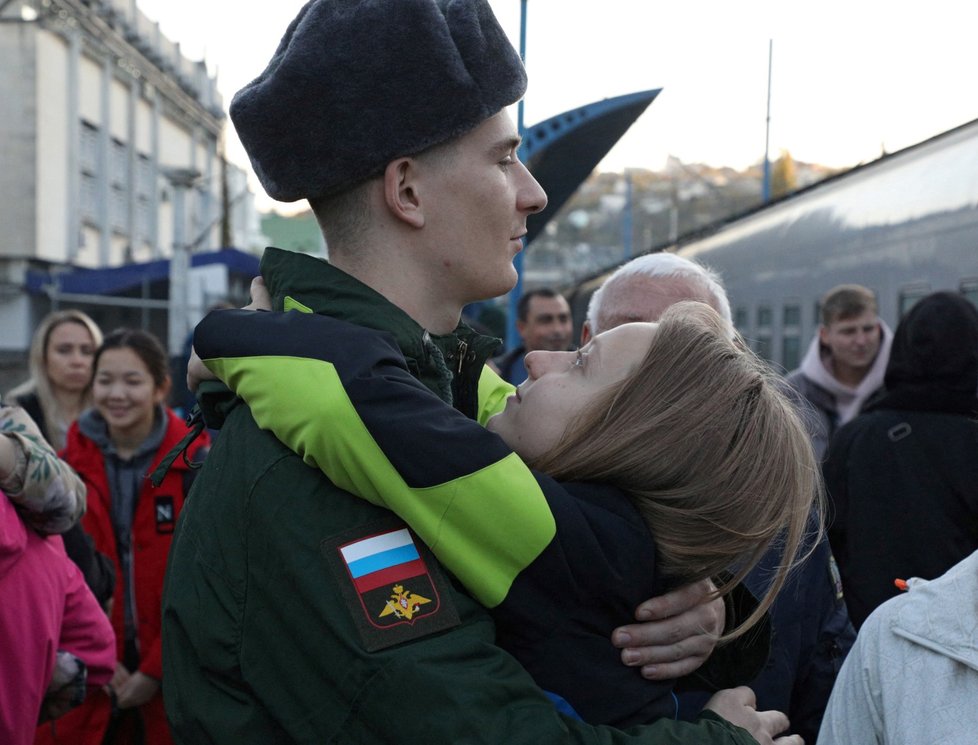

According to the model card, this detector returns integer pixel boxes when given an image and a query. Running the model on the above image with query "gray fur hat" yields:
[231,0,526,203]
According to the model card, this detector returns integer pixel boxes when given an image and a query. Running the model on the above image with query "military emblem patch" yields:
[325,520,460,651]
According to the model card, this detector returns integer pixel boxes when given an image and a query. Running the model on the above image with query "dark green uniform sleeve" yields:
[195,309,556,609]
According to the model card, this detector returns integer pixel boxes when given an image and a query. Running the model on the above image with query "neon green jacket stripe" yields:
[205,353,554,608]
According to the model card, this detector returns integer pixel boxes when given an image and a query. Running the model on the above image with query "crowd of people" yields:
[2,1,977,744]
[1,312,207,745]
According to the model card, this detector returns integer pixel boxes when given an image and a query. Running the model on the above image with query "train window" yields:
[757,306,772,328]
[782,336,801,371]
[898,285,930,317]
[734,307,748,331]
[961,280,978,309]
[753,335,772,361]
[783,305,801,327]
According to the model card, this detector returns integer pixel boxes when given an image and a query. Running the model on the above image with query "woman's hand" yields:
[187,275,272,393]
[704,687,801,745]
[243,275,272,311]
[611,577,723,680]
[113,671,160,710]
[105,661,130,697]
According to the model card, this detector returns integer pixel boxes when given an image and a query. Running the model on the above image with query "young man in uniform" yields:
[162,2,797,743]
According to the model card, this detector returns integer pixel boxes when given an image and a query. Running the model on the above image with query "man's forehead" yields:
[602,275,715,323]
[827,310,878,330]
[528,295,570,319]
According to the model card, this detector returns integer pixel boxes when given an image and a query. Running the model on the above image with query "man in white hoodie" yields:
[784,284,892,460]
[817,549,978,745]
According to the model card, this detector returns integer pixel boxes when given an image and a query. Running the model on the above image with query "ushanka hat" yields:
[230,0,527,202]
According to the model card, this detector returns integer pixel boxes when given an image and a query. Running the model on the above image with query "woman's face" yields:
[45,321,96,394]
[92,347,166,441]
[487,322,657,461]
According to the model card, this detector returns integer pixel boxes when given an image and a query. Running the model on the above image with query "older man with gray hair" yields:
[586,251,855,745]
[583,252,732,343]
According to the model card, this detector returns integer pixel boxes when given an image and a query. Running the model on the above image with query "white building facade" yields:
[0,0,262,366]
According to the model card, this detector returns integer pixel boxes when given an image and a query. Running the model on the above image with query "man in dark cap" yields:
[162,2,796,743]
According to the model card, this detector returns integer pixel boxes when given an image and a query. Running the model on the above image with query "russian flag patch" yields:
[325,519,460,650]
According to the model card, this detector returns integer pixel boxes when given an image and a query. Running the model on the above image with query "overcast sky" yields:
[136,0,978,212]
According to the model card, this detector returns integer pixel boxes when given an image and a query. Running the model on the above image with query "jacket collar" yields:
[260,247,500,404]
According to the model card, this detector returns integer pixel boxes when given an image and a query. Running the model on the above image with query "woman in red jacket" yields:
[36,329,208,745]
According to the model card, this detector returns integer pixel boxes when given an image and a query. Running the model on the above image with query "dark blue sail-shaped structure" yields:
[519,88,661,245]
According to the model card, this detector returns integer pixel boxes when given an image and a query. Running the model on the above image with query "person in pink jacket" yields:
[0,406,115,745]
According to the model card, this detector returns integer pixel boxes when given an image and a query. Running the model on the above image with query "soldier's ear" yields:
[383,158,425,229]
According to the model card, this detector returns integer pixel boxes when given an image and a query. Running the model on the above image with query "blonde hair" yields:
[532,301,821,642]
[7,310,103,448]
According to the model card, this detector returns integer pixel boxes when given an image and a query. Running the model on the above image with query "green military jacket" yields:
[161,247,759,744]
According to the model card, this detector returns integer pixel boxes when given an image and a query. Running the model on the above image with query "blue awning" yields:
[25,247,261,296]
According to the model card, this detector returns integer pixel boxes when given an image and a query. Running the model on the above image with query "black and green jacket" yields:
[161,247,760,744]
[194,307,685,726]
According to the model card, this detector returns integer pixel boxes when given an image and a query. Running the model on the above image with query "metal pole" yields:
[762,39,773,202]
[142,277,150,331]
[505,0,529,351]
[623,170,634,260]
[162,167,201,356]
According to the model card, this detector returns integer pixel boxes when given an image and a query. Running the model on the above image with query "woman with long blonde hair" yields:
[192,300,821,732]
[8,310,103,451]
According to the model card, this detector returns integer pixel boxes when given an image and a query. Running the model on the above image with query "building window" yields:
[136,154,154,245]
[782,302,801,370]
[782,336,801,371]
[783,304,801,327]
[751,305,773,362]
[194,186,212,247]
[109,139,129,233]
[79,121,100,225]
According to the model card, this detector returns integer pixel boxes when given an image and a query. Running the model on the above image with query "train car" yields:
[566,117,978,373]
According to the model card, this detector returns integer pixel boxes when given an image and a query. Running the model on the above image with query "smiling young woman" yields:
[36,329,209,745]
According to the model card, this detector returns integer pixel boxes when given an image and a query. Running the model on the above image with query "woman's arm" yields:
[0,406,86,534]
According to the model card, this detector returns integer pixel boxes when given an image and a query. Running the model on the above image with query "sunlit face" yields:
[518,295,573,352]
[819,309,882,376]
[45,321,97,394]
[487,322,657,461]
[92,347,167,443]
[420,110,548,304]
